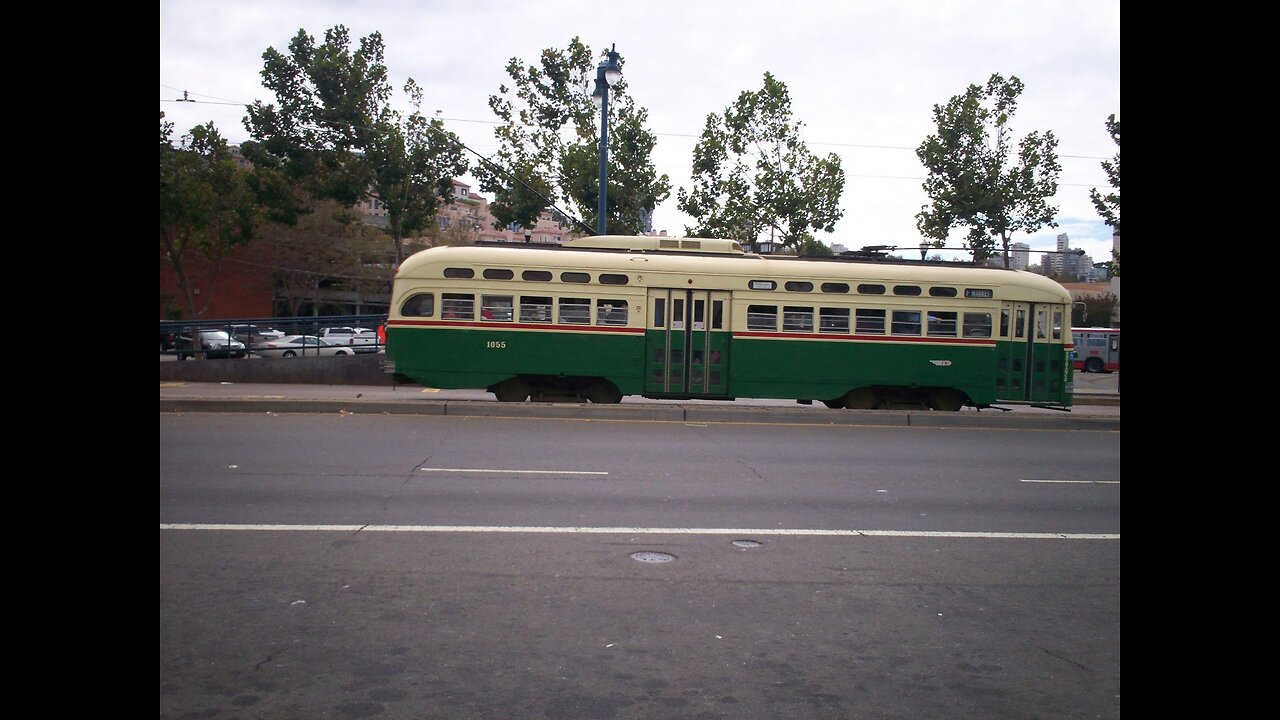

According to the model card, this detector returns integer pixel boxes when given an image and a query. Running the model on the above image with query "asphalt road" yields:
[160,411,1120,719]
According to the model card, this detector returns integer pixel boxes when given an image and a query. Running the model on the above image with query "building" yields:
[1010,242,1029,271]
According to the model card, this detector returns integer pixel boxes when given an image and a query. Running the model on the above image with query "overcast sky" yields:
[159,0,1120,264]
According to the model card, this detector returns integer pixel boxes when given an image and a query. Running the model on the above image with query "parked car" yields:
[228,324,285,347]
[253,335,356,358]
[175,331,247,360]
[317,326,381,353]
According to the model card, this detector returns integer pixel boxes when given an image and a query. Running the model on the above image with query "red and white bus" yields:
[1071,327,1120,373]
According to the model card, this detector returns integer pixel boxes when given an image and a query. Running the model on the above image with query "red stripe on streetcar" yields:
[734,331,996,346]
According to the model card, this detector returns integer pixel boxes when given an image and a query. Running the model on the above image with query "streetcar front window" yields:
[401,293,434,318]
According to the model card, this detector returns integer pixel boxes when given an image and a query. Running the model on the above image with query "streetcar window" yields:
[558,297,590,325]
[1052,310,1063,340]
[481,295,514,321]
[785,281,813,292]
[483,269,514,280]
[821,282,850,294]
[747,305,777,331]
[783,306,814,332]
[653,299,665,328]
[929,286,957,297]
[561,272,590,283]
[926,311,957,337]
[600,273,629,285]
[693,299,705,329]
[1036,309,1047,339]
[857,284,885,295]
[819,307,850,333]
[441,294,474,320]
[712,300,724,330]
[444,268,474,279]
[893,285,922,296]
[963,313,992,338]
[892,310,922,335]
[1000,308,1010,337]
[855,309,885,334]
[522,270,552,282]
[519,296,553,323]
[401,293,434,318]
[1014,309,1026,338]
[596,299,628,326]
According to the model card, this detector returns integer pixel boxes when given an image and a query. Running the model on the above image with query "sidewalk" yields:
[160,381,1119,431]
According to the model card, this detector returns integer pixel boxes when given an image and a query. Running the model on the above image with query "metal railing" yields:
[159,314,388,357]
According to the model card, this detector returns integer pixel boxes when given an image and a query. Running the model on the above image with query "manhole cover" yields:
[630,551,675,563]
[732,540,761,548]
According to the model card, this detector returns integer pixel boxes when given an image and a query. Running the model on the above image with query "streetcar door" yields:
[997,301,1063,403]
[645,288,731,396]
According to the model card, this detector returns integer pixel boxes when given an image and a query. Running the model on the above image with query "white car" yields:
[252,335,356,358]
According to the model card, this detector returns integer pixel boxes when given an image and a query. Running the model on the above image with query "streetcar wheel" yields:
[177,353,188,361]
[1085,357,1104,373]
[822,397,847,409]
[282,350,296,358]
[586,380,622,404]
[493,377,529,403]
[844,388,876,410]
[930,389,965,412]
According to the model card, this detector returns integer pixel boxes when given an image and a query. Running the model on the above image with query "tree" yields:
[242,25,467,265]
[916,74,1061,266]
[160,113,256,318]
[1090,113,1120,276]
[678,73,845,252]
[1075,292,1118,327]
[481,38,671,235]
[260,199,390,317]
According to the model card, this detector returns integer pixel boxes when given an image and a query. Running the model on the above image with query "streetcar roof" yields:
[394,237,1071,302]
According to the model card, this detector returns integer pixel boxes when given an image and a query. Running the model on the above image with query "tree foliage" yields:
[678,73,845,252]
[1076,292,1118,327]
[1090,114,1120,276]
[160,113,256,318]
[915,74,1061,265]
[260,199,390,317]
[242,25,467,264]
[481,38,671,235]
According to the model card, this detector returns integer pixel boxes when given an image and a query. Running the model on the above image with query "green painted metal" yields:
[387,325,644,394]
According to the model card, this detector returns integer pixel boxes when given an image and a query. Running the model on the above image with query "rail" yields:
[159,314,388,357]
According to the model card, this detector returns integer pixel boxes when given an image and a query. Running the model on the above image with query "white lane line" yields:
[419,468,609,475]
[159,524,1118,540]
[1020,479,1120,484]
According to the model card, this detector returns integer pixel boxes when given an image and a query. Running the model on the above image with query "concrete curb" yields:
[160,397,1119,431]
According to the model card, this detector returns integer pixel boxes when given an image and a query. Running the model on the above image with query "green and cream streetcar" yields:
[384,235,1075,411]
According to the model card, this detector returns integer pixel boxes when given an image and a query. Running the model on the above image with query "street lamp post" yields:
[591,45,622,236]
